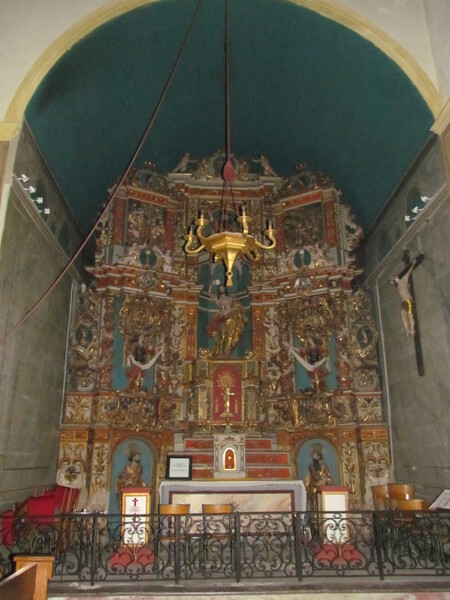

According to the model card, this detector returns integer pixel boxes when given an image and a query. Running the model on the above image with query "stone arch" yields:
[1,0,442,141]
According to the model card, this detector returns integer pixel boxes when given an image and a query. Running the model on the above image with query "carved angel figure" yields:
[342,205,363,250]
[172,152,197,173]
[252,154,278,176]
[153,246,174,272]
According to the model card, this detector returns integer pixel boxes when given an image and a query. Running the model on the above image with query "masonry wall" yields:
[0,124,89,513]
[364,137,450,501]
[0,190,75,511]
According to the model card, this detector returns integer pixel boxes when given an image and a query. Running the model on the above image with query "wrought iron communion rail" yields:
[0,510,448,585]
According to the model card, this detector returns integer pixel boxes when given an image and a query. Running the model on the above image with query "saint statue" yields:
[125,334,163,391]
[206,285,247,357]
[304,444,334,512]
[116,444,146,511]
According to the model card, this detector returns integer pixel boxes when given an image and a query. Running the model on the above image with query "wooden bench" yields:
[0,563,37,600]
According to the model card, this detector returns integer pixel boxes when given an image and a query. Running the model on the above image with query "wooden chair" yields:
[202,504,234,571]
[397,499,424,511]
[156,504,190,573]
[371,485,389,510]
[395,499,426,539]
[388,483,415,500]
[385,484,415,509]
[203,503,233,515]
[160,503,190,517]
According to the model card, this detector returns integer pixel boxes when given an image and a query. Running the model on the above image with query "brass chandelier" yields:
[184,0,276,287]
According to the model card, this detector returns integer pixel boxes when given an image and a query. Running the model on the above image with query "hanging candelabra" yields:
[184,0,275,286]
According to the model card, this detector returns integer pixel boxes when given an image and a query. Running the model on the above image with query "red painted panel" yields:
[212,365,242,423]
[246,453,289,465]
[245,439,272,449]
[323,199,337,246]
[191,454,214,464]
[246,467,291,479]
[112,197,126,244]
[185,439,214,449]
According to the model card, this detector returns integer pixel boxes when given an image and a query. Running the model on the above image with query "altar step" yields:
[177,435,292,479]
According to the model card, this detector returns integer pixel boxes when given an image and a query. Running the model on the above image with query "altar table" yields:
[159,479,306,513]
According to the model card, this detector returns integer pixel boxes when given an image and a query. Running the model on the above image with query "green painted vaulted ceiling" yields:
[25,0,434,235]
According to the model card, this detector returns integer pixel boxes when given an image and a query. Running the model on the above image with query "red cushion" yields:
[27,494,56,517]
[1,509,15,545]
[54,485,80,513]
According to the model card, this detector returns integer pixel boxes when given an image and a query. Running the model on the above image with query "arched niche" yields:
[108,437,156,514]
[296,437,340,486]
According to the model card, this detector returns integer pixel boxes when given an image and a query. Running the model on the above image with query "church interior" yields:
[0,0,449,596]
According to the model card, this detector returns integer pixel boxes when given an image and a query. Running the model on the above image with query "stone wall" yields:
[364,137,450,501]
[0,159,82,512]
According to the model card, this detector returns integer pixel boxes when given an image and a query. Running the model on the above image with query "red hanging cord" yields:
[1,0,203,344]
[220,0,236,229]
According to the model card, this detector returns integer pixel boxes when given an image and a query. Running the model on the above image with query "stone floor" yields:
[49,578,450,599]
[49,593,450,600]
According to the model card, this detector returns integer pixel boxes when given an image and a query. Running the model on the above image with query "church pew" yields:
[0,563,37,600]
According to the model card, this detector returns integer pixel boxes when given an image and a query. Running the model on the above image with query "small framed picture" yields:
[166,455,192,480]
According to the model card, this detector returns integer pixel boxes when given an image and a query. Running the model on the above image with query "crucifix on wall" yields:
[388,250,425,376]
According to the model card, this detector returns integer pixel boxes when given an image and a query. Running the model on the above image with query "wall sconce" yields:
[405,192,433,225]
[15,174,50,217]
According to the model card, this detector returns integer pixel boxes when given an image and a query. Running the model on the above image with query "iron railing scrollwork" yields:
[0,510,448,585]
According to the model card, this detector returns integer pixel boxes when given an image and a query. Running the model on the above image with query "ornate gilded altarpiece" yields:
[59,152,390,511]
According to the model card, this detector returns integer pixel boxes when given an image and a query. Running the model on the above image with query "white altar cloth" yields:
[159,479,306,513]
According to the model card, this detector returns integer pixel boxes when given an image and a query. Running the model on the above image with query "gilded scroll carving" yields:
[333,294,352,389]
[97,293,115,389]
[356,395,383,423]
[57,433,88,489]
[64,394,92,424]
[91,441,108,493]
[341,441,360,507]
[362,440,391,508]
[349,289,380,392]
[67,284,100,392]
